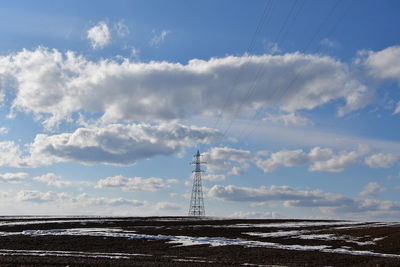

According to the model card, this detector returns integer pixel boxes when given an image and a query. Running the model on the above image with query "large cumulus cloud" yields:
[0,47,370,129]
[0,122,222,167]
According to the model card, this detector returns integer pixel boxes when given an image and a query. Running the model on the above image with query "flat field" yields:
[0,216,399,266]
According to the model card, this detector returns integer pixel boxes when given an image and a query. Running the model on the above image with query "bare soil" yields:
[0,217,398,266]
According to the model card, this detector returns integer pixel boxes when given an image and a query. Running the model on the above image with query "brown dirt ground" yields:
[0,217,398,266]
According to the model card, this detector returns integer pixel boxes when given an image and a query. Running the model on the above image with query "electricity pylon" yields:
[188,150,206,216]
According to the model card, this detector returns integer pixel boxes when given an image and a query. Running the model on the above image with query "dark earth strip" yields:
[0,217,398,266]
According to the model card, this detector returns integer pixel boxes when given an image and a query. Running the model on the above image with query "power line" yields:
[240,0,344,140]
[220,0,301,137]
[239,0,356,141]
[278,0,306,48]
[272,0,343,103]
[229,1,307,140]
[157,2,274,151]
[213,0,275,130]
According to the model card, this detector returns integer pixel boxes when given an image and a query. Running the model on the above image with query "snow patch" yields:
[232,221,364,228]
[245,230,307,238]
[0,249,150,259]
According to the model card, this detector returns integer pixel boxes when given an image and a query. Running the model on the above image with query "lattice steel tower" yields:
[188,150,206,216]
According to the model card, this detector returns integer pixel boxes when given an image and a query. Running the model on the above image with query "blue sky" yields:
[0,0,399,220]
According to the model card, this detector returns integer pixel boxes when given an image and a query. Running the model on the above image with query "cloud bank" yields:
[0,48,371,129]
[0,123,222,167]
[205,146,397,175]
[96,175,177,192]
[209,184,400,218]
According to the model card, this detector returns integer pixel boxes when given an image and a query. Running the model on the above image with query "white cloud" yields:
[265,42,281,54]
[105,197,146,207]
[167,178,179,184]
[209,184,400,216]
[155,202,181,211]
[0,122,222,168]
[395,103,400,114]
[257,145,368,173]
[29,123,222,166]
[204,145,378,175]
[95,175,176,192]
[15,190,144,208]
[106,198,144,206]
[360,46,400,84]
[206,147,253,164]
[365,153,398,168]
[319,199,400,217]
[76,193,145,207]
[115,21,129,37]
[359,182,387,197]
[256,149,309,173]
[205,147,254,174]
[16,190,59,202]
[0,141,29,168]
[0,48,370,128]
[308,146,368,172]
[263,113,312,126]
[337,87,373,117]
[208,184,325,202]
[202,174,226,182]
[149,29,171,47]
[357,46,400,115]
[0,172,28,183]
[0,127,8,134]
[229,166,247,176]
[320,38,338,48]
[131,47,140,60]
[0,189,150,215]
[87,21,111,49]
[33,173,71,188]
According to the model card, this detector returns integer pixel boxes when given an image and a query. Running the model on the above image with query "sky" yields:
[0,0,399,220]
